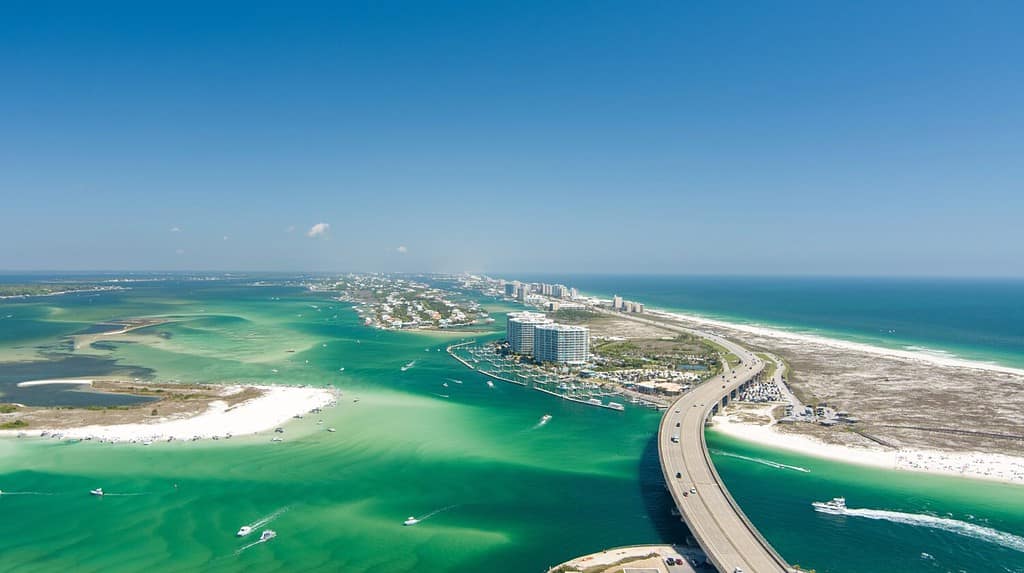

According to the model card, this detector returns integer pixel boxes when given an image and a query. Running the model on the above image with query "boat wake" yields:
[813,503,1024,553]
[0,491,58,496]
[532,414,553,429]
[406,504,457,526]
[235,536,271,555]
[245,506,289,531]
[712,450,811,473]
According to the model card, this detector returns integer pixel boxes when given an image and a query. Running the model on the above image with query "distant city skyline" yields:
[2,2,1022,276]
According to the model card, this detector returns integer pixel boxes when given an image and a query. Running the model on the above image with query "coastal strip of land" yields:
[470,274,1024,486]
[0,380,340,443]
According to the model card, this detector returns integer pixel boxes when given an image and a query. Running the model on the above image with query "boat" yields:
[327,427,336,432]
[259,530,277,541]
[90,488,104,496]
[271,437,283,442]
[812,497,847,513]
[587,398,602,406]
[486,381,494,388]
[442,382,448,388]
[539,414,552,424]
[237,526,253,537]
[400,361,415,372]
[403,516,420,526]
[607,402,625,411]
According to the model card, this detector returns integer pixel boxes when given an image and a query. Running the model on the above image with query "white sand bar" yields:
[1,385,339,443]
[711,411,1024,485]
[16,379,94,388]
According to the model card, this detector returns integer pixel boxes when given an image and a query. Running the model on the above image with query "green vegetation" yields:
[592,335,717,377]
[0,283,103,297]
[549,308,600,324]
[0,419,28,429]
[756,352,778,379]
[704,339,740,366]
[0,404,19,414]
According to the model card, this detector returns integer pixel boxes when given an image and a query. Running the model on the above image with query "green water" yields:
[1,280,1022,572]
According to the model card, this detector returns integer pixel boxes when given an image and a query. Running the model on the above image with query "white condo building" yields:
[506,311,552,354]
[533,323,589,364]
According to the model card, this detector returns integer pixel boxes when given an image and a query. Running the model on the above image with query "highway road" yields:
[597,309,793,573]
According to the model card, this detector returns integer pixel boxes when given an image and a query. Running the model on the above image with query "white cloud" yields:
[170,226,181,233]
[306,223,330,238]
[396,245,408,254]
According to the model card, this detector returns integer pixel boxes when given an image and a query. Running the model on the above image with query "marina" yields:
[446,341,632,411]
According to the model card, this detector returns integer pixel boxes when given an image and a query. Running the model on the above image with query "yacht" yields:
[403,516,420,526]
[607,402,625,411]
[259,530,277,541]
[90,488,104,496]
[237,526,253,537]
[812,497,847,513]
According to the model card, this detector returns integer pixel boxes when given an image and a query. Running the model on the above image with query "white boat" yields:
[259,529,277,541]
[812,497,847,514]
[442,382,448,388]
[237,526,253,537]
[271,437,283,442]
[607,402,625,411]
[327,427,336,433]
[403,516,420,526]
[400,361,415,371]
[90,488,104,496]
[486,381,494,388]
[539,414,552,425]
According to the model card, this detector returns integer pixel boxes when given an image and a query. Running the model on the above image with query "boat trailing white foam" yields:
[812,498,1024,553]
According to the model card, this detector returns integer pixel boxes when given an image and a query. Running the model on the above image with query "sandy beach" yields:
[712,407,1024,485]
[646,309,1024,377]
[0,384,340,443]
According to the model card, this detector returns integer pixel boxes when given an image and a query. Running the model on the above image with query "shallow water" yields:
[0,278,1021,572]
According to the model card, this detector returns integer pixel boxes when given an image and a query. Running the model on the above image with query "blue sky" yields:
[1,1,1022,275]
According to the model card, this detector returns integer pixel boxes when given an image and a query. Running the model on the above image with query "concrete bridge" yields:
[657,334,793,573]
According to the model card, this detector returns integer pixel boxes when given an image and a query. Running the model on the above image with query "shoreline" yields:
[644,308,1024,377]
[0,384,340,443]
[710,408,1024,486]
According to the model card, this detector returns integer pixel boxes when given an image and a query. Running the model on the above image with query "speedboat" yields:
[403,516,420,526]
[812,497,847,513]
[327,427,336,433]
[259,529,277,541]
[237,526,253,537]
[90,488,104,496]
[271,437,283,442]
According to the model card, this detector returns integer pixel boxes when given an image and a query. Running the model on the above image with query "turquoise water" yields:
[1,277,1022,572]
[514,274,1024,368]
